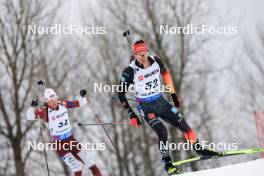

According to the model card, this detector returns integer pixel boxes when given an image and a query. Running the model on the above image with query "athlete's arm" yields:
[60,89,88,109]
[118,67,141,127]
[117,67,136,115]
[26,107,37,120]
[60,98,87,109]
[61,100,80,108]
[155,56,175,93]
[155,56,182,108]
[34,107,48,122]
[26,98,47,121]
[27,98,38,120]
[26,106,48,122]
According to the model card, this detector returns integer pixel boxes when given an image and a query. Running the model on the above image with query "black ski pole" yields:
[40,126,51,176]
[123,30,134,62]
[85,96,132,176]
[37,80,51,176]
[78,122,129,126]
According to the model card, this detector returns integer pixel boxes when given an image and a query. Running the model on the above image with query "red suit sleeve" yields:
[161,70,176,94]
[154,56,176,94]
[34,107,48,122]
[60,100,80,109]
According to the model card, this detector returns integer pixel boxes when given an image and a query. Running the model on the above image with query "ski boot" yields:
[165,161,181,175]
[193,140,223,157]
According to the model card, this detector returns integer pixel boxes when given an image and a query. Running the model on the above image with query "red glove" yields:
[130,117,141,128]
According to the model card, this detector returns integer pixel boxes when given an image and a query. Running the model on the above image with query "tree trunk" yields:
[13,140,25,176]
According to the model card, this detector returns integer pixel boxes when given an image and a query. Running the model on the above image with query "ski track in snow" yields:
[175,159,264,176]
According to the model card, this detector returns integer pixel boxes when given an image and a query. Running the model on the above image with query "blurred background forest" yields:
[0,0,263,175]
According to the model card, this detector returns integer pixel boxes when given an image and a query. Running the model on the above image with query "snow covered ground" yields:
[177,159,264,176]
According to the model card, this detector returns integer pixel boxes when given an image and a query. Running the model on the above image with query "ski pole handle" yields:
[123,30,135,61]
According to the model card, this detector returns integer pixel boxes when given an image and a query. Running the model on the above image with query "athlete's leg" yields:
[61,152,83,176]
[157,98,221,156]
[76,150,102,176]
[138,104,182,175]
[55,138,83,176]
[141,108,171,160]
[74,171,82,176]
[156,98,197,143]
[89,165,102,176]
[140,104,181,174]
[66,135,102,176]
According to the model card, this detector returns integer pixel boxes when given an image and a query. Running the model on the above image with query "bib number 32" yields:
[58,119,68,128]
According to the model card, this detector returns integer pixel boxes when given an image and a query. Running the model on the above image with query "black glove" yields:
[31,98,39,107]
[171,93,182,108]
[80,89,87,97]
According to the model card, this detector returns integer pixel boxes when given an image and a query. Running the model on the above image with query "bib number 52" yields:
[145,79,158,90]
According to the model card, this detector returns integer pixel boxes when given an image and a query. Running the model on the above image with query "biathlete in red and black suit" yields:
[117,40,220,175]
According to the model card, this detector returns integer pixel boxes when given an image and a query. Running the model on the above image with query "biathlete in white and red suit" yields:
[26,88,102,176]
[117,40,220,175]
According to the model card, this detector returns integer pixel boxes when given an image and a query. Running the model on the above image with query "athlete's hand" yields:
[31,98,39,107]
[171,93,182,108]
[80,89,87,97]
[128,111,141,128]
[130,116,141,128]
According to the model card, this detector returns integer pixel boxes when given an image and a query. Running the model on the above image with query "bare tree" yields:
[229,24,264,152]
[0,0,69,175]
[235,25,264,112]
